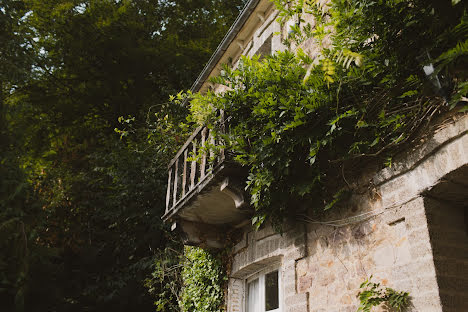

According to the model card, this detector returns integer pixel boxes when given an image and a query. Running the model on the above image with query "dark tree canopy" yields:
[0,0,245,311]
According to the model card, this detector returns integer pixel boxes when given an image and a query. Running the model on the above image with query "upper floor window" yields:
[246,265,281,312]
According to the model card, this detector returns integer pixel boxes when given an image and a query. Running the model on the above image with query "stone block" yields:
[255,224,276,241]
[340,294,352,305]
[318,271,336,287]
[393,243,412,265]
[298,275,313,293]
[232,232,247,254]
[232,250,247,274]
[390,278,413,293]
[286,305,308,312]
[372,245,396,267]
[379,175,408,198]
[405,258,437,278]
[406,211,430,230]
[283,260,295,272]
[285,293,308,307]
[336,243,352,259]
[285,246,306,261]
[284,280,296,295]
[410,291,443,311]
[428,148,457,184]
[389,265,412,283]
[330,227,351,245]
[269,236,280,253]
[409,241,434,260]
[296,259,308,277]
[352,221,374,239]
[283,270,296,284]
[407,226,430,244]
[412,274,439,293]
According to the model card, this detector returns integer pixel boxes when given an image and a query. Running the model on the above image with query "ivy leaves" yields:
[180,247,225,312]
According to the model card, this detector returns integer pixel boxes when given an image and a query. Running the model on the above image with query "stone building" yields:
[162,0,468,311]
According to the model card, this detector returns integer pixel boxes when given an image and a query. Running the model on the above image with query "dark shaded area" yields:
[425,165,468,312]
[0,0,245,311]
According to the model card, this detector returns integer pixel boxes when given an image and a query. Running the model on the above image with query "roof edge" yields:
[189,0,261,93]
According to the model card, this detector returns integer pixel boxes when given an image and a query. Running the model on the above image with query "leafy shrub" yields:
[180,246,226,312]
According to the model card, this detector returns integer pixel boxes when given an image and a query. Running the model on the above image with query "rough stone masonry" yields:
[228,113,468,311]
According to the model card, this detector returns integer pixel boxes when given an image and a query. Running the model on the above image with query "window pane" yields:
[247,278,259,312]
[265,270,279,311]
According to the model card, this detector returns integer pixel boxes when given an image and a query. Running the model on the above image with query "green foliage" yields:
[180,246,226,312]
[186,0,468,229]
[145,245,184,312]
[145,245,227,312]
[357,277,410,312]
[0,156,42,312]
[0,0,35,85]
[1,0,245,311]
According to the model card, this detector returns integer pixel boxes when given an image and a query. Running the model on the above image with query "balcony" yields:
[162,125,251,248]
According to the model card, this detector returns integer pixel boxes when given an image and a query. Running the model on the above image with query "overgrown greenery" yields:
[2,0,466,310]
[0,0,244,310]
[186,0,468,229]
[180,247,226,312]
[357,276,409,312]
[145,245,184,312]
[144,245,226,312]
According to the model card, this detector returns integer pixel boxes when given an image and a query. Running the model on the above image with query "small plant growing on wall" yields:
[357,276,410,312]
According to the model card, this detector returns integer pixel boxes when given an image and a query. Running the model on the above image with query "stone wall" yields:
[298,196,443,312]
[228,223,309,312]
[226,114,468,311]
[220,2,468,311]
[297,114,468,312]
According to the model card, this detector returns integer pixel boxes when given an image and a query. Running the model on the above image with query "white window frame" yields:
[245,263,283,312]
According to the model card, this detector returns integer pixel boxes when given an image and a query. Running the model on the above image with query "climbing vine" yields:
[182,0,467,229]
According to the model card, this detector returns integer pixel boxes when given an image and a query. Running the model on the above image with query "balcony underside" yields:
[164,161,251,248]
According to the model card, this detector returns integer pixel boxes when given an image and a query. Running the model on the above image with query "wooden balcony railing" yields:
[164,125,225,220]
